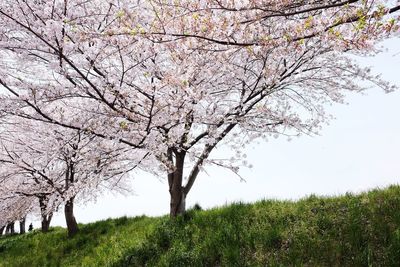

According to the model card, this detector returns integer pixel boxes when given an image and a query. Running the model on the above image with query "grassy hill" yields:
[1,185,400,266]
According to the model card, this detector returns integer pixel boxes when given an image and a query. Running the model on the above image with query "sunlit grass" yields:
[0,216,159,267]
[1,185,400,266]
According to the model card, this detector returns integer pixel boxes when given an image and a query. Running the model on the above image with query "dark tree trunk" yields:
[0,225,5,236]
[5,222,15,235]
[166,124,232,217]
[41,213,53,232]
[168,124,236,217]
[170,184,186,217]
[64,159,79,237]
[19,217,26,234]
[65,197,79,237]
[169,151,187,217]
[39,196,52,232]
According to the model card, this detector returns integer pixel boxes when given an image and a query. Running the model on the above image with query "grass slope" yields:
[1,185,400,266]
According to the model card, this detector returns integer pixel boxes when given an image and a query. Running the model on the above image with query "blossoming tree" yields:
[0,0,399,217]
[0,116,136,236]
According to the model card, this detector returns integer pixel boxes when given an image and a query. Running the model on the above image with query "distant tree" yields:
[18,216,26,234]
[5,222,14,235]
[0,0,399,217]
[0,117,136,236]
[0,193,35,233]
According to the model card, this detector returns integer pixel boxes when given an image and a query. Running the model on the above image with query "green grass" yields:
[0,216,160,267]
[2,185,400,266]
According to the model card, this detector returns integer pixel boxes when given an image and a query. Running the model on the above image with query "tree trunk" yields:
[5,222,15,235]
[41,214,52,232]
[170,124,236,217]
[39,196,52,232]
[65,197,79,237]
[41,219,49,232]
[169,151,187,217]
[0,226,5,236]
[170,185,186,217]
[19,217,26,234]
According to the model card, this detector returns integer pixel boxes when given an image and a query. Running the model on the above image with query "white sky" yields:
[33,38,400,228]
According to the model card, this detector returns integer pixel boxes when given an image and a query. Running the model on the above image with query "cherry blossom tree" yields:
[0,119,65,232]
[0,125,58,232]
[0,116,137,236]
[0,194,34,235]
[0,0,399,217]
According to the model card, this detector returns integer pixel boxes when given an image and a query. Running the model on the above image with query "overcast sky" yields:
[32,38,400,228]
